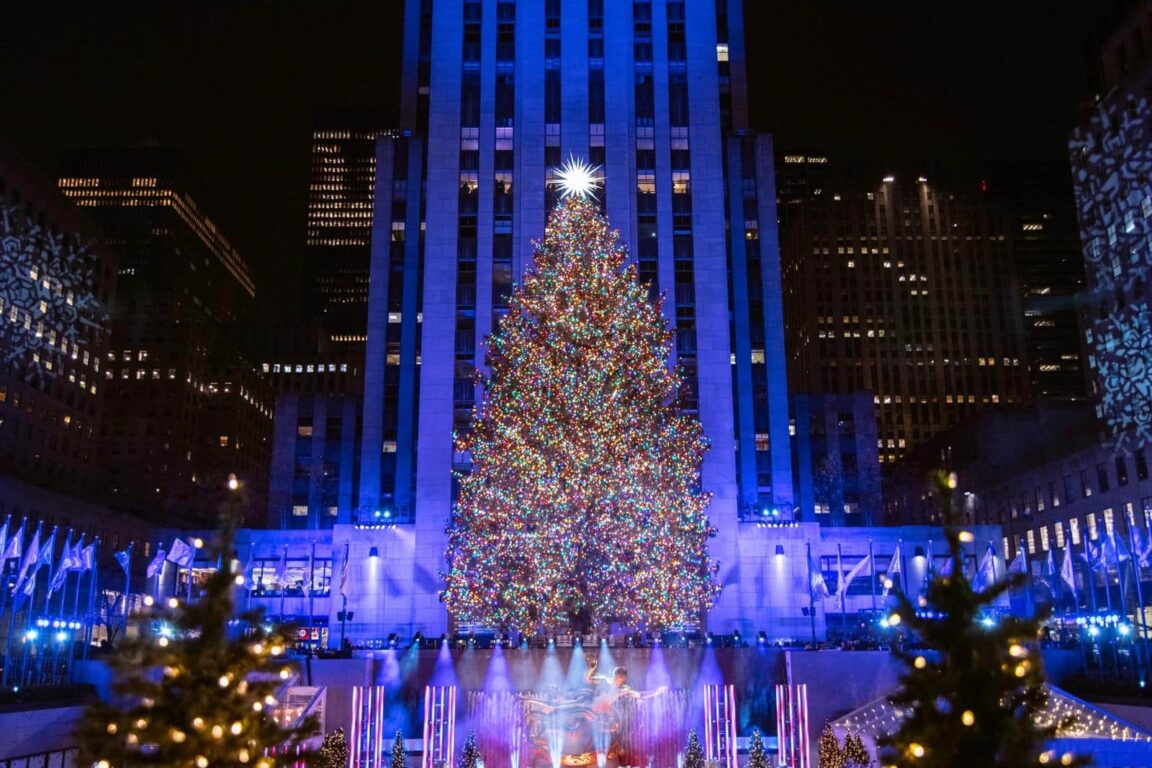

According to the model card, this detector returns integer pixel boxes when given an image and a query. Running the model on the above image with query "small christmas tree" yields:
[684,730,705,768]
[391,730,406,768]
[843,733,871,768]
[818,724,847,768]
[458,730,480,768]
[76,494,316,767]
[318,728,349,768]
[747,728,770,768]
[879,472,1087,767]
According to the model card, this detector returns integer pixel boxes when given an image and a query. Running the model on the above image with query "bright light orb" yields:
[553,156,603,200]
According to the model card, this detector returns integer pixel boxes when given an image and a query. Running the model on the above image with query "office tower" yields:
[985,161,1086,401]
[303,111,391,349]
[1070,0,1152,452]
[791,392,882,527]
[58,147,273,526]
[781,177,1031,462]
[0,137,115,493]
[352,0,794,634]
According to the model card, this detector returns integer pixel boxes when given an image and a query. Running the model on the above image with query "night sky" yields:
[0,0,1106,318]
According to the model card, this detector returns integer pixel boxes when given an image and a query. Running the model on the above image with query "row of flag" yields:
[0,518,99,607]
[806,528,1152,607]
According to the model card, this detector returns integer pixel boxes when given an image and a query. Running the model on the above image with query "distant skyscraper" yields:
[340,0,798,635]
[0,137,115,494]
[303,112,390,349]
[1070,1,1152,452]
[58,147,273,526]
[781,177,1031,461]
[986,161,1086,401]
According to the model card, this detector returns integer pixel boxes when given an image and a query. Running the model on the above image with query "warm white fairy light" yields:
[553,156,604,200]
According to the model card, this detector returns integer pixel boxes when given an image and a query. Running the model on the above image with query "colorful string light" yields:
[442,195,718,633]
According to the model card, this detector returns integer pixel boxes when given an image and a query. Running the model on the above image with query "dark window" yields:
[1117,456,1129,486]
[1097,463,1110,493]
[1137,449,1149,481]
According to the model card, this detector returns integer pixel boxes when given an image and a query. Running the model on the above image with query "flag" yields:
[807,545,829,600]
[146,545,166,578]
[1007,552,1026,575]
[303,546,314,597]
[167,538,195,568]
[17,525,41,583]
[834,547,846,602]
[48,532,76,594]
[887,544,902,575]
[2,520,23,561]
[274,546,288,586]
[0,517,8,563]
[114,547,132,576]
[339,541,350,598]
[1045,548,1056,577]
[974,544,997,591]
[80,542,96,572]
[37,527,57,570]
[1084,540,1106,572]
[939,557,955,578]
[69,535,84,568]
[1061,546,1076,591]
[837,555,872,606]
[243,549,255,587]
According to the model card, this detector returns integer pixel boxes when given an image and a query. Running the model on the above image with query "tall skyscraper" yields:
[303,111,390,349]
[986,161,1086,401]
[351,0,794,633]
[1070,0,1152,453]
[781,177,1031,462]
[58,148,274,526]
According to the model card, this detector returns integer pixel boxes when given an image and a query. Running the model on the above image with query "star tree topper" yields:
[553,155,604,200]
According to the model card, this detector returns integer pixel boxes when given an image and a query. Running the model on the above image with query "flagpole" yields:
[0,515,12,638]
[805,540,816,645]
[869,539,876,613]
[122,543,134,630]
[899,538,908,596]
[40,526,59,617]
[54,529,73,617]
[1125,509,1150,680]
[307,541,316,654]
[837,542,846,634]
[279,546,287,624]
[82,538,100,666]
[1083,534,1098,614]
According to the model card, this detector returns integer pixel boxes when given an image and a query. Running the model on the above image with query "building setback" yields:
[58,148,273,528]
[781,177,1031,463]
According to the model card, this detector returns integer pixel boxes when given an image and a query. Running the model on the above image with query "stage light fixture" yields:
[775,545,785,557]
[387,633,399,648]
[412,632,424,648]
[913,546,926,559]
[705,633,714,645]
[757,631,767,645]
[440,633,449,646]
[369,546,379,559]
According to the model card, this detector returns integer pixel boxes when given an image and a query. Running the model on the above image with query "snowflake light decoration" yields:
[1091,302,1152,452]
[0,203,103,380]
[551,155,604,200]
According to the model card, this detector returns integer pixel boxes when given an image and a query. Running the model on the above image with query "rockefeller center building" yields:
[334,0,796,635]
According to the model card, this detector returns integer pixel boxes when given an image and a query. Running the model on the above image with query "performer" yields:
[584,659,667,766]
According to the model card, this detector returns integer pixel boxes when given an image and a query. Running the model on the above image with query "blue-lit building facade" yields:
[304,0,797,637]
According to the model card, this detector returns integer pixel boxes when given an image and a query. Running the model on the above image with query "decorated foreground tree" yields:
[879,473,1087,767]
[683,730,705,768]
[77,498,316,767]
[318,729,349,768]
[747,728,770,768]
[391,730,406,768]
[443,168,717,633]
[818,724,846,768]
[458,731,480,768]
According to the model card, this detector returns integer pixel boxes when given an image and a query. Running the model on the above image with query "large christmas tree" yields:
[442,176,718,633]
